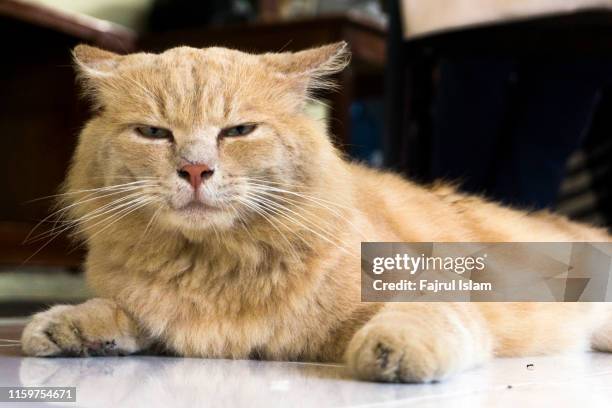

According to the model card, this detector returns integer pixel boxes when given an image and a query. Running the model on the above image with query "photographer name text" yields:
[370,253,492,292]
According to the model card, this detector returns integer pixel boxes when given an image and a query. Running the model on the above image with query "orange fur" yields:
[22,43,612,383]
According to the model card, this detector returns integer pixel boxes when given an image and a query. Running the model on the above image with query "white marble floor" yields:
[1,351,612,407]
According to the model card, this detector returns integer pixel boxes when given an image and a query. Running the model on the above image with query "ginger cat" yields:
[21,42,612,383]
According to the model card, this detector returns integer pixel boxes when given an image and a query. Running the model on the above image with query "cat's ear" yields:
[72,44,122,78]
[263,42,351,99]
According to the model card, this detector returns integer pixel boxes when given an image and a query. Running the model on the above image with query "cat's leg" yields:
[345,303,492,383]
[21,298,150,357]
[346,302,606,382]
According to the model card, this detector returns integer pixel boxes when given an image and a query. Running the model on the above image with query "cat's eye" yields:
[135,126,173,140]
[220,123,258,138]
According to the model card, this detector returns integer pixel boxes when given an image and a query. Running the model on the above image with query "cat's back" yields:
[346,163,472,241]
[346,162,611,242]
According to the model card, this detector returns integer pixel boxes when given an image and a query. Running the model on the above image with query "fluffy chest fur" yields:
[85,227,364,361]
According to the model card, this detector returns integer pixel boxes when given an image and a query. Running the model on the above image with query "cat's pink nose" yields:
[177,163,214,190]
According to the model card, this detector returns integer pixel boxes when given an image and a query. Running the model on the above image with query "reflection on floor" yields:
[1,350,612,407]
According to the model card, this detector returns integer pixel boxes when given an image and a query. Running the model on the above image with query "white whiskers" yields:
[24,180,161,264]
[0,338,21,347]
[233,176,363,255]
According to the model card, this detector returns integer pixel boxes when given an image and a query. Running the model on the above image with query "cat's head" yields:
[66,43,350,237]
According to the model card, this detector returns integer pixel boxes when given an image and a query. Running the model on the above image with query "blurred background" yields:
[1,0,611,316]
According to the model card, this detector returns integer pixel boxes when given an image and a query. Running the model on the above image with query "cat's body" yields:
[22,43,612,382]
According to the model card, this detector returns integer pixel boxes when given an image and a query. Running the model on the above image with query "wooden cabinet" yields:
[0,0,135,267]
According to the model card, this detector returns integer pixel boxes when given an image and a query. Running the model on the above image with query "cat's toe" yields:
[21,324,61,357]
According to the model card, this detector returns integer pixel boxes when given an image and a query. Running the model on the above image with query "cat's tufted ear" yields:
[72,44,122,78]
[262,42,351,100]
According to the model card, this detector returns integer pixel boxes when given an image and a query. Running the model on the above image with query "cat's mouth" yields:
[174,201,221,215]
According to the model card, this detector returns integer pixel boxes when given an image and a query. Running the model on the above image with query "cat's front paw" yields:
[345,320,476,383]
[21,299,141,357]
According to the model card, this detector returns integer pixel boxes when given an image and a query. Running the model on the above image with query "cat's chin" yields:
[160,204,236,234]
[175,201,222,215]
